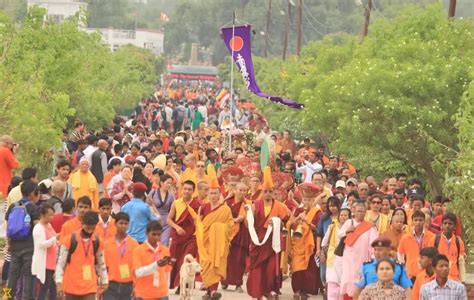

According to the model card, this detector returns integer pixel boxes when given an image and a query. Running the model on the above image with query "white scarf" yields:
[245,204,281,253]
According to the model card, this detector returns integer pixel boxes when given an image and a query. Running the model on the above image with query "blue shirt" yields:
[316,215,334,238]
[121,198,159,243]
[355,259,412,289]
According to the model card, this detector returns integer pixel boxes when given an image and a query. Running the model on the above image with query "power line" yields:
[301,1,332,28]
[302,8,325,36]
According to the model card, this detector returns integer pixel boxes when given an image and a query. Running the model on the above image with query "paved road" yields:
[168,276,324,299]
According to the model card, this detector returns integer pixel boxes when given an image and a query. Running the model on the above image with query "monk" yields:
[290,183,323,299]
[221,182,251,292]
[248,165,262,202]
[246,167,290,300]
[221,166,243,199]
[196,168,233,300]
[381,214,405,258]
[194,180,209,204]
[179,154,198,198]
[69,157,99,210]
[339,201,378,299]
[167,180,200,292]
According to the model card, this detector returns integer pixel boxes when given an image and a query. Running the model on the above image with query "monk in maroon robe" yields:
[221,182,251,292]
[167,180,201,290]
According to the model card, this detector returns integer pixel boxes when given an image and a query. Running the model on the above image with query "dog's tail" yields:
[184,254,195,263]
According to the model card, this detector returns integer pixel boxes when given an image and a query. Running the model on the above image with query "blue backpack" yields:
[7,200,32,241]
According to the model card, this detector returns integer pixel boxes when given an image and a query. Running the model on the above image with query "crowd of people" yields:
[0,82,468,300]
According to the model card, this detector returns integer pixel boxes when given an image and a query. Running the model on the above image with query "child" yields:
[96,198,116,240]
[412,247,438,300]
[103,212,138,299]
[133,221,172,299]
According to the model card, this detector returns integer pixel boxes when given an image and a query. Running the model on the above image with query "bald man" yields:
[90,139,108,193]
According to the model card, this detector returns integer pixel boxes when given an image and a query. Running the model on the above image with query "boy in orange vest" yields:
[133,220,173,299]
[55,211,108,299]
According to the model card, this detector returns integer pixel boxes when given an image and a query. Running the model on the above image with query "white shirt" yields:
[83,145,97,166]
[296,160,323,183]
[198,105,208,124]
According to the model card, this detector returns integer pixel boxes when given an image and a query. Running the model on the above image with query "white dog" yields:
[180,254,202,300]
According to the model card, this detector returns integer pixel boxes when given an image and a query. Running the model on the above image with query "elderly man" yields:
[47,180,66,213]
[0,135,19,197]
[69,158,99,211]
[90,139,108,193]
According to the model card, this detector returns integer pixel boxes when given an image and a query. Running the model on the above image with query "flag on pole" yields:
[160,12,170,22]
[221,25,304,109]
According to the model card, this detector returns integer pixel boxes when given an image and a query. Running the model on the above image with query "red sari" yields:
[222,197,250,287]
[247,199,290,298]
[169,198,201,288]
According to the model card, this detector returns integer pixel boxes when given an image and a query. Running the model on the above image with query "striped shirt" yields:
[420,278,467,300]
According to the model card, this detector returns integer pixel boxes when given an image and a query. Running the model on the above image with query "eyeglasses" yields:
[196,165,205,168]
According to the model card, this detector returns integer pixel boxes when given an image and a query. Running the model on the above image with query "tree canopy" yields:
[220,4,474,196]
[0,7,161,172]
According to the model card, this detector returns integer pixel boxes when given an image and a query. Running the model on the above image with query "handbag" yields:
[334,219,353,257]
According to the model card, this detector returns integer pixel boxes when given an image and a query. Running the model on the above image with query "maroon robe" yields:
[221,197,250,287]
[250,189,262,202]
[291,207,323,295]
[169,198,201,289]
[247,199,289,298]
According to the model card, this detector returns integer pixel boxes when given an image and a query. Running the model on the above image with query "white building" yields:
[84,28,164,56]
[27,0,87,24]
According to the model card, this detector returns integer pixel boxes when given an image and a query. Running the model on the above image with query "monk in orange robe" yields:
[179,154,198,198]
[222,182,251,292]
[196,167,233,299]
[290,183,323,298]
[246,167,290,299]
[167,180,201,291]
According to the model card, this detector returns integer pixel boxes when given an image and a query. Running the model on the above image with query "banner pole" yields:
[230,11,236,118]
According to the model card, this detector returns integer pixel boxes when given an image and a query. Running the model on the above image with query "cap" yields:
[132,182,148,192]
[358,182,369,190]
[335,180,346,189]
[371,237,391,248]
[206,149,218,158]
[347,178,358,186]
[408,188,424,198]
[299,183,321,198]
[38,178,53,190]
[394,188,406,195]
[136,156,147,164]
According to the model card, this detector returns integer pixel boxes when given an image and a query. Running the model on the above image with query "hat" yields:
[261,166,274,189]
[207,164,220,189]
[299,183,321,198]
[347,178,358,186]
[206,149,218,158]
[408,188,424,198]
[222,166,244,183]
[38,178,53,190]
[132,182,148,193]
[371,237,391,248]
[136,156,147,165]
[108,156,124,166]
[358,182,369,190]
[335,180,346,189]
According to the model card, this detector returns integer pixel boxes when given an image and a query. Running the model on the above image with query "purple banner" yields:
[221,25,304,109]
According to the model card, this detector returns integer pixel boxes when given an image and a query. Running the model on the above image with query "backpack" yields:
[67,232,100,264]
[434,234,460,267]
[7,200,32,241]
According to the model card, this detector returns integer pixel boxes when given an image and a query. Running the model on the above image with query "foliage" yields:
[0,7,160,174]
[445,76,474,254]
[220,5,474,195]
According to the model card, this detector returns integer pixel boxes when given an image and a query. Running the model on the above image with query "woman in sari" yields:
[149,174,175,246]
[110,165,134,214]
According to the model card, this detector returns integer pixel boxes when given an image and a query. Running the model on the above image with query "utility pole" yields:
[296,0,302,56]
[448,0,456,18]
[264,0,272,57]
[283,0,292,60]
[361,0,372,38]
